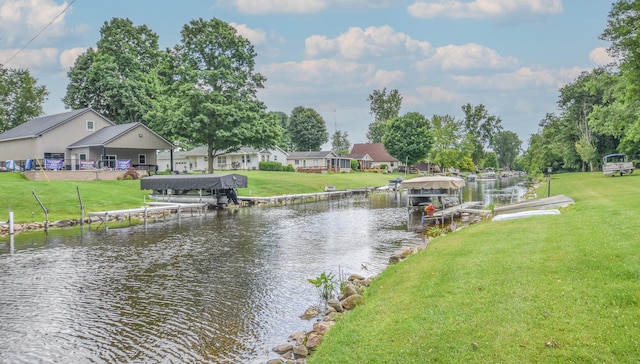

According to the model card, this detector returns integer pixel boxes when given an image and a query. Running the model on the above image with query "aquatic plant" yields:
[308,271,338,301]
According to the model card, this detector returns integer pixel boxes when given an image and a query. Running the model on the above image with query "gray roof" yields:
[0,108,112,141]
[68,122,141,147]
[288,151,336,158]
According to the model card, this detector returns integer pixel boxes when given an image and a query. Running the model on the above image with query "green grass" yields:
[0,170,402,223]
[309,172,640,363]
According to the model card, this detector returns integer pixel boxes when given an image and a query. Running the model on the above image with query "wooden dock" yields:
[88,202,208,231]
[237,189,368,206]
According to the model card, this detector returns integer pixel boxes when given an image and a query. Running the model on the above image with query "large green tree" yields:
[64,18,162,123]
[0,67,48,133]
[331,130,350,155]
[288,106,328,151]
[147,18,281,173]
[461,103,502,166]
[366,88,402,143]
[493,130,522,170]
[429,114,473,171]
[383,112,433,166]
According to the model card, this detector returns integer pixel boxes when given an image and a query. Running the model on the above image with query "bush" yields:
[121,167,140,180]
[351,159,359,170]
[380,164,388,170]
[259,161,284,171]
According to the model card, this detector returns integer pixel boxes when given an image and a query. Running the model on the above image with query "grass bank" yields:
[309,172,640,363]
[0,170,402,223]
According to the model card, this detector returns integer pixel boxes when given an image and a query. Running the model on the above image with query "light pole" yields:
[405,156,408,176]
[547,167,552,197]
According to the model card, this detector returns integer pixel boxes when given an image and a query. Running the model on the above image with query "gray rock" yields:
[348,273,366,281]
[342,294,364,310]
[267,359,284,364]
[293,344,309,358]
[327,298,343,312]
[313,321,334,335]
[272,343,293,355]
[306,333,323,350]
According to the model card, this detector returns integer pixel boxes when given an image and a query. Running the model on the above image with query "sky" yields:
[0,0,615,149]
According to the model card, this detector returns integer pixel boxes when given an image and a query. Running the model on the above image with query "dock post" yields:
[8,211,14,235]
[104,212,109,232]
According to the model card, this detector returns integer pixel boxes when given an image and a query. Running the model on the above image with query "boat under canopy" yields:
[140,173,248,206]
[401,176,466,208]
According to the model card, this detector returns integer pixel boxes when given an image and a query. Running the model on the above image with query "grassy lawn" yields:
[0,170,403,223]
[309,172,640,363]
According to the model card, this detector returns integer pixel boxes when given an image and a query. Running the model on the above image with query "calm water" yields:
[0,194,419,363]
[0,178,525,363]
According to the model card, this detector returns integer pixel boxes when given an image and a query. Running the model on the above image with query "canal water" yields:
[0,177,525,363]
[0,194,420,363]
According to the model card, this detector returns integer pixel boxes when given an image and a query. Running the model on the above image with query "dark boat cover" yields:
[140,173,248,191]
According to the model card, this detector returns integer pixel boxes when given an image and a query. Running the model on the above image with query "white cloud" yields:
[0,0,71,45]
[230,23,267,45]
[59,47,88,70]
[451,66,585,90]
[305,26,431,59]
[589,47,615,66]
[222,0,327,15]
[219,0,403,14]
[0,48,59,69]
[372,70,405,86]
[261,59,376,85]
[408,0,563,19]
[415,43,518,71]
[415,85,459,103]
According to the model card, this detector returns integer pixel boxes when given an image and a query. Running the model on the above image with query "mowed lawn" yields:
[309,172,640,363]
[0,170,403,223]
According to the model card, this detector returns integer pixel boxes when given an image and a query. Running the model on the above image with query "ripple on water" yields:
[0,198,421,363]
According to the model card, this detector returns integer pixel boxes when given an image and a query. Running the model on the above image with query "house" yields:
[0,108,173,172]
[287,151,352,173]
[343,152,373,170]
[157,146,289,172]
[350,143,399,170]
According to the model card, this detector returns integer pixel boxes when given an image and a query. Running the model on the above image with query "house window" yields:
[138,154,146,164]
[274,155,278,161]
[79,153,87,161]
[44,152,65,159]
[86,120,94,131]
[218,156,226,164]
[313,159,318,166]
[104,155,116,168]
[295,160,299,165]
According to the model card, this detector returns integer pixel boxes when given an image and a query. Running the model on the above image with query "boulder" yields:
[343,283,358,298]
[300,307,320,320]
[267,359,284,364]
[389,253,402,264]
[342,294,364,310]
[293,344,309,358]
[313,321,334,335]
[289,330,305,345]
[306,333,323,350]
[327,298,343,312]
[348,273,366,281]
[272,343,293,355]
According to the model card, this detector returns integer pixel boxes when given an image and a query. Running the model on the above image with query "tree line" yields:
[3,1,639,174]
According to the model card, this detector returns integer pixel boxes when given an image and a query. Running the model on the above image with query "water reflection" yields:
[0,197,418,363]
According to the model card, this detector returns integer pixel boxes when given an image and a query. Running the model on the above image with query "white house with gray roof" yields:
[157,146,289,172]
[0,108,173,171]
[286,151,352,173]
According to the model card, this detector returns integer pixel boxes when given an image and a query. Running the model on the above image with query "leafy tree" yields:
[366,88,402,143]
[461,103,502,166]
[484,151,499,170]
[383,112,433,166]
[288,106,328,151]
[493,130,522,170]
[331,130,350,155]
[429,114,471,171]
[146,18,281,172]
[270,111,291,150]
[601,0,640,99]
[0,67,48,133]
[64,18,163,123]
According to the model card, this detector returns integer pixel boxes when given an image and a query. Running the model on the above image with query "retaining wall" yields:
[23,170,128,181]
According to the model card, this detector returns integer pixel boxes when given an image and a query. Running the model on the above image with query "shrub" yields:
[351,159,359,170]
[259,161,284,171]
[121,167,140,180]
[380,164,388,170]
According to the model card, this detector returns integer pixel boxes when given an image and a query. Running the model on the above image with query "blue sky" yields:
[0,0,614,149]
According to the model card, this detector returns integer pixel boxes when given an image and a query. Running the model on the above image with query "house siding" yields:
[37,111,113,160]
[0,138,37,160]
[106,125,169,149]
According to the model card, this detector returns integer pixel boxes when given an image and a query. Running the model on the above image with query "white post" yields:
[9,211,14,235]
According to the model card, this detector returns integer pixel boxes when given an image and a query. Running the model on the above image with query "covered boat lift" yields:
[140,173,247,207]
[401,176,466,208]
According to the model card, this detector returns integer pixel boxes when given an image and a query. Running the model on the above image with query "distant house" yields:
[343,153,373,170]
[0,108,172,171]
[350,143,399,170]
[157,146,289,172]
[287,151,352,173]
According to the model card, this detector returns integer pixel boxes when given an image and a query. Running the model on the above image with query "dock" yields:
[237,189,360,206]
[88,202,208,231]
[420,201,489,225]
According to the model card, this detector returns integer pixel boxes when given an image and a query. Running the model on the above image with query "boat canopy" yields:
[140,173,248,191]
[401,176,466,190]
